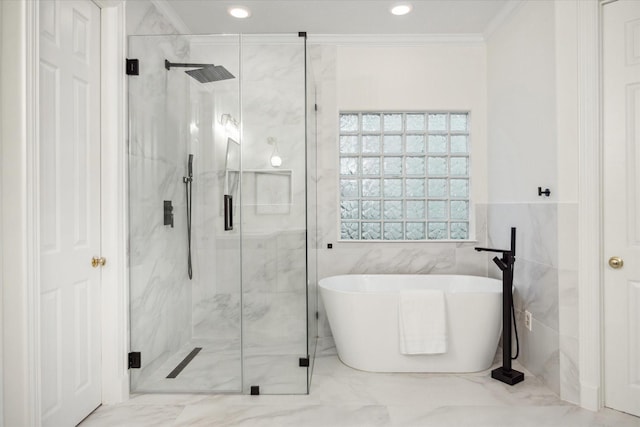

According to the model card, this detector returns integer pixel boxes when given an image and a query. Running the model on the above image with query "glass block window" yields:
[339,112,470,241]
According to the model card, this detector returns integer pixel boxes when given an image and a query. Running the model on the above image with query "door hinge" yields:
[126,59,139,76]
[315,311,319,319]
[314,103,318,111]
[128,351,141,369]
[299,357,310,367]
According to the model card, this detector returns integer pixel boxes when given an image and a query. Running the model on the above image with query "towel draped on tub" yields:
[398,290,447,355]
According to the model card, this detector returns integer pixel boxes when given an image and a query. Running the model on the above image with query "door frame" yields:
[0,0,128,425]
[577,0,611,413]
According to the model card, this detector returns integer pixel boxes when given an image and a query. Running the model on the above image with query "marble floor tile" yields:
[82,338,639,427]
[174,404,391,427]
[386,405,640,427]
[80,404,184,427]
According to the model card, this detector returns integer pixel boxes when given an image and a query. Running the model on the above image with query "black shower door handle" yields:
[224,195,233,231]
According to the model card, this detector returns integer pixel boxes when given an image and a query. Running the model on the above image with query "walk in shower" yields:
[128,33,318,394]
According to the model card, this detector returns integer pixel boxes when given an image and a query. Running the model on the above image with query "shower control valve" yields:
[164,200,174,228]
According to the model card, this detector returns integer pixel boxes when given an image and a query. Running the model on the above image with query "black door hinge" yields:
[314,103,318,111]
[299,357,310,367]
[126,59,139,76]
[128,352,141,369]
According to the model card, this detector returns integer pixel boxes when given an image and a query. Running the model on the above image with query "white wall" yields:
[554,1,579,203]
[486,0,581,402]
[487,1,557,204]
[312,42,490,337]
[337,44,488,205]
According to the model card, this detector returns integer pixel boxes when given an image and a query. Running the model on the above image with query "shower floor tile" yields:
[132,338,242,393]
[82,338,640,427]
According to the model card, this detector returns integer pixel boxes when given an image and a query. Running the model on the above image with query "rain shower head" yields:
[186,65,235,83]
[165,59,235,83]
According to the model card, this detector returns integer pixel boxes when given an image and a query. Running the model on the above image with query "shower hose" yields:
[184,175,193,280]
[511,264,520,360]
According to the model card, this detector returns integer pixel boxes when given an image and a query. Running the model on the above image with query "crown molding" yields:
[307,33,485,46]
[189,33,306,46]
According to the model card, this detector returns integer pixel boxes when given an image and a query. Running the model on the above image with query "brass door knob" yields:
[608,256,623,269]
[91,256,106,268]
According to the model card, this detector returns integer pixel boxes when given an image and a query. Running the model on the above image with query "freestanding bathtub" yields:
[319,274,503,373]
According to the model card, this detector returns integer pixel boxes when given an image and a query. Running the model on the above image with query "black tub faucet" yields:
[475,227,524,386]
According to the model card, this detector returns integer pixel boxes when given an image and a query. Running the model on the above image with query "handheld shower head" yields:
[188,154,194,178]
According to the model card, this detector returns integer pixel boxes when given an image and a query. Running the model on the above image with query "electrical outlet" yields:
[524,310,533,331]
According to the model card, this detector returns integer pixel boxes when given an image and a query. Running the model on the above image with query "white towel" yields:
[398,290,447,355]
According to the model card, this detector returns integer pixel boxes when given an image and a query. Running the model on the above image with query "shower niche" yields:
[128,34,318,395]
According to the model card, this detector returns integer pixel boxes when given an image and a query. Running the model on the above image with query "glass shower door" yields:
[128,34,242,393]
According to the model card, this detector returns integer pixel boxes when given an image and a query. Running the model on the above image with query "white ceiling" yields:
[159,0,512,35]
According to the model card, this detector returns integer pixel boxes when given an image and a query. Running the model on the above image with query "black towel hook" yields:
[538,187,551,197]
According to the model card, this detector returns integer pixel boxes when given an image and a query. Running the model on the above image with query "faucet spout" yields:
[474,246,509,253]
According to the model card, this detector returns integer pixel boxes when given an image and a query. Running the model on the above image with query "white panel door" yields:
[603,0,640,418]
[39,0,102,425]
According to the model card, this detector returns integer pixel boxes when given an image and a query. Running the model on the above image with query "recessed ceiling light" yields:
[390,3,412,16]
[228,6,250,19]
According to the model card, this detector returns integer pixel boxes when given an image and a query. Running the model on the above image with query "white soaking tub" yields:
[319,274,503,373]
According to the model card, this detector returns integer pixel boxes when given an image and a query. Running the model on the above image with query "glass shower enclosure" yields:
[128,33,317,394]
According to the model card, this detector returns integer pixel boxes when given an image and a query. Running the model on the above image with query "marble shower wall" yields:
[128,35,194,387]
[187,38,241,345]
[240,36,309,393]
[486,203,579,401]
[127,29,311,394]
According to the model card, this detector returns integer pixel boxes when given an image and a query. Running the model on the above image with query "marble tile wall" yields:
[128,34,194,388]
[557,203,580,404]
[186,38,241,353]
[126,0,180,36]
[127,7,245,390]
[240,36,307,233]
[486,202,579,402]
[240,38,309,393]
